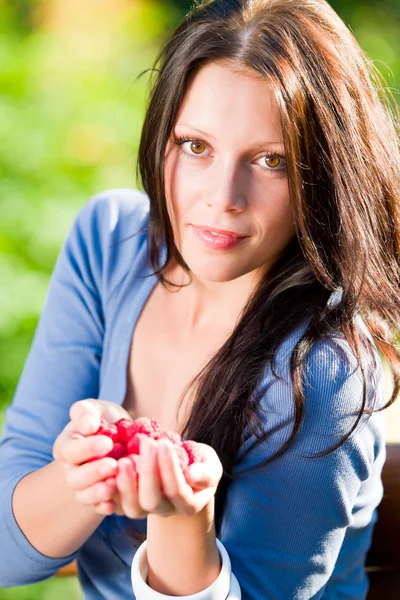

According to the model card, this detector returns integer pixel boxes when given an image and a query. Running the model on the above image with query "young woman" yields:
[1,0,399,598]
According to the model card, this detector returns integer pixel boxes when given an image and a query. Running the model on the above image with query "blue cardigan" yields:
[0,188,387,599]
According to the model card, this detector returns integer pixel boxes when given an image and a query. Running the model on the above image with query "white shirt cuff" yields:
[131,537,241,599]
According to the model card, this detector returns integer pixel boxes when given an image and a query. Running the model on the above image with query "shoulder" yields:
[271,317,384,412]
[236,319,386,475]
[253,319,385,453]
[75,188,150,241]
[64,188,153,304]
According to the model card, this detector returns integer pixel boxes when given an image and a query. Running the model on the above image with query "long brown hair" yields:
[128,0,400,542]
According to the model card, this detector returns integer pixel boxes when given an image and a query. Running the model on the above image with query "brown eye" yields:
[265,155,281,168]
[190,141,206,154]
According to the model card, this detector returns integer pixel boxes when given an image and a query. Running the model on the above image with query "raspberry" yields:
[153,430,181,444]
[115,418,137,443]
[131,417,161,437]
[126,432,149,455]
[181,440,203,466]
[95,418,120,443]
[89,416,203,481]
[105,442,126,460]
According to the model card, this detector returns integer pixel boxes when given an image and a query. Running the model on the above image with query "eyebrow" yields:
[175,122,284,147]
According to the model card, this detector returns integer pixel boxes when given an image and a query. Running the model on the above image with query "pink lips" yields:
[191,225,248,250]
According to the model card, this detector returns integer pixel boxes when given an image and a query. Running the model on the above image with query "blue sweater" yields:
[0,188,387,599]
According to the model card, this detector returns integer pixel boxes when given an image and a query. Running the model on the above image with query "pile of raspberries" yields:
[91,416,203,472]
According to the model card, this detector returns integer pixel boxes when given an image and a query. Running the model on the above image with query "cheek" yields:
[258,180,293,231]
[275,198,295,241]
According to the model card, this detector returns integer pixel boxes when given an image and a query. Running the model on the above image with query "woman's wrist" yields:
[132,537,234,600]
[145,500,221,595]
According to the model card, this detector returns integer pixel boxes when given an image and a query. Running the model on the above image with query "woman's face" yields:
[164,61,296,285]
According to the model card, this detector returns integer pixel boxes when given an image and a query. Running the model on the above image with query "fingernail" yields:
[99,462,115,476]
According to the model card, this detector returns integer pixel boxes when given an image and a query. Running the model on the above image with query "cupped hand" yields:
[52,398,132,514]
[102,436,223,519]
[53,399,223,520]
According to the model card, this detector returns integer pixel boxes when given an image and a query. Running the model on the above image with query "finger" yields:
[188,488,217,513]
[116,458,147,518]
[184,463,213,490]
[64,457,118,490]
[93,477,118,515]
[69,399,130,437]
[94,500,115,516]
[137,437,165,513]
[70,399,101,436]
[186,443,223,487]
[159,445,217,514]
[96,479,129,516]
[157,441,195,515]
[95,399,131,424]
[53,428,71,462]
[109,492,125,516]
[74,478,117,506]
[61,433,114,466]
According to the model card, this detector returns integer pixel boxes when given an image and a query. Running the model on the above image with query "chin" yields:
[188,262,249,283]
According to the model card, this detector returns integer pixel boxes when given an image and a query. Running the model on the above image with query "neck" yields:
[163,261,259,336]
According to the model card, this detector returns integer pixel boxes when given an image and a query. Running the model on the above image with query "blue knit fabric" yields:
[0,189,386,599]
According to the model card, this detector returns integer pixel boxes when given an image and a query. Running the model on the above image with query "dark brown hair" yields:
[128,0,400,541]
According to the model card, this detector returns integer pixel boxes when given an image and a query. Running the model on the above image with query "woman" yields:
[0,0,399,598]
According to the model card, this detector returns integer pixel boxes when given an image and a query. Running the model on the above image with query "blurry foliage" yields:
[0,0,399,597]
[0,0,181,592]
[0,577,82,600]
[0,0,181,424]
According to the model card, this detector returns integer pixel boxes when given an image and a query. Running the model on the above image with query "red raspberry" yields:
[131,417,161,437]
[115,418,137,443]
[153,430,181,444]
[105,442,126,460]
[181,440,203,466]
[95,418,120,443]
[126,432,149,455]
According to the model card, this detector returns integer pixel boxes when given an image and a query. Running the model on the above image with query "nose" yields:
[205,160,247,213]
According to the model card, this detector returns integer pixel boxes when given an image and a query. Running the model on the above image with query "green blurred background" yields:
[0,0,399,598]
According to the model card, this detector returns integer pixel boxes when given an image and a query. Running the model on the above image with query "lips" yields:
[191,224,248,238]
[190,225,248,250]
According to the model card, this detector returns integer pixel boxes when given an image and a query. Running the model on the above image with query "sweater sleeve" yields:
[215,332,386,600]
[0,193,111,586]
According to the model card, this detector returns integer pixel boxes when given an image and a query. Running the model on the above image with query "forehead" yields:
[176,61,283,141]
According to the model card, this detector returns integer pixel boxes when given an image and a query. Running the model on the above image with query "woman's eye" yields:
[188,141,206,155]
[261,154,287,171]
[174,137,208,157]
[266,156,281,168]
[174,137,286,171]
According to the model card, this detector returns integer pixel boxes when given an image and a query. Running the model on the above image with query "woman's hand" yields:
[52,399,132,514]
[103,436,223,520]
[53,398,223,519]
